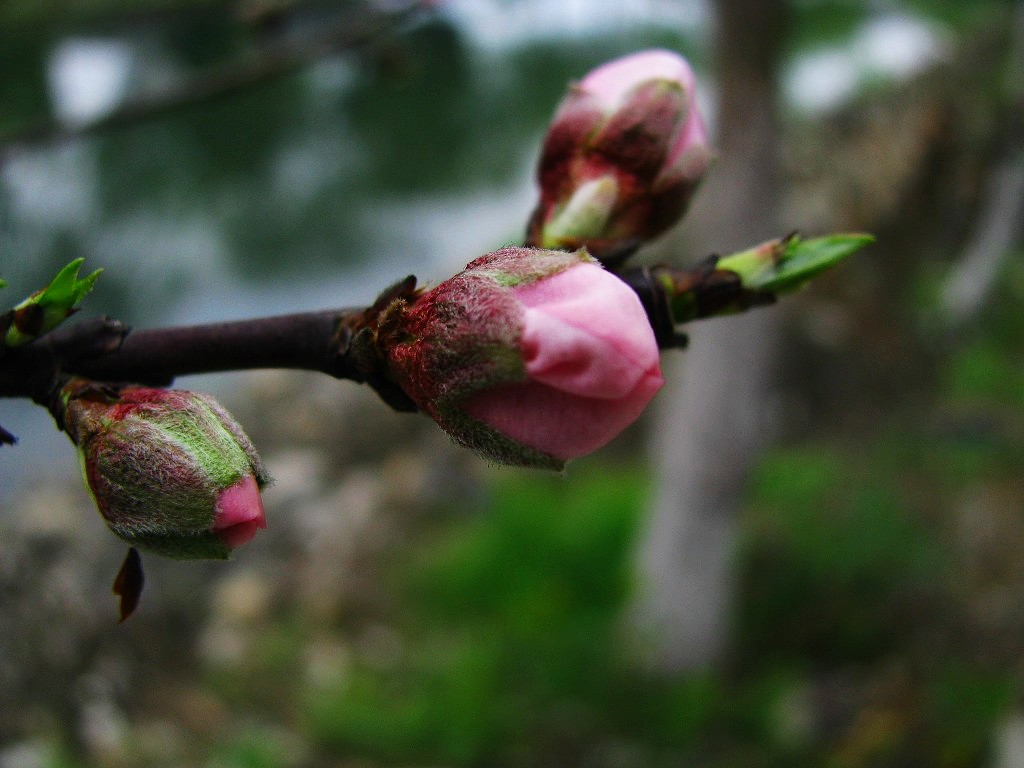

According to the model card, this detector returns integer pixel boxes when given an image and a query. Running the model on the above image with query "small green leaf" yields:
[4,258,102,347]
[760,233,873,293]
[719,233,873,294]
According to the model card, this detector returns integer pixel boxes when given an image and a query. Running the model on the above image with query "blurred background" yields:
[1,0,1023,766]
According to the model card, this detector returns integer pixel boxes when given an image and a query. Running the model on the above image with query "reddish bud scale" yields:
[385,248,582,409]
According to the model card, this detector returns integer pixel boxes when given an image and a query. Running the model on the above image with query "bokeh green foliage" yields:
[739,446,946,665]
[945,258,1024,411]
[292,433,1016,767]
[0,8,704,323]
[305,464,653,764]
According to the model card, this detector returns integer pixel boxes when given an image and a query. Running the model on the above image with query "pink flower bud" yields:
[61,381,270,559]
[527,49,711,262]
[213,475,267,549]
[382,247,663,469]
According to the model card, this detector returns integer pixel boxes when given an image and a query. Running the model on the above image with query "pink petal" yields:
[461,260,665,461]
[213,474,267,549]
[463,373,663,461]
[659,98,711,186]
[520,307,644,398]
[581,49,696,111]
[516,263,660,397]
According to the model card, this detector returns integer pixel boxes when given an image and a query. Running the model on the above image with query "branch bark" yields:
[0,253,811,405]
[0,0,428,160]
[0,309,363,400]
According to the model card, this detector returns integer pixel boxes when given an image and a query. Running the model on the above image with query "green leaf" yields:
[4,258,103,347]
[719,233,873,294]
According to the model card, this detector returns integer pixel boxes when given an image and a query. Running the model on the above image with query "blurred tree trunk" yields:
[941,0,1024,325]
[628,0,790,672]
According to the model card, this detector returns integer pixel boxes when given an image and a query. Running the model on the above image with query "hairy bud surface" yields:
[62,381,270,559]
[382,247,663,469]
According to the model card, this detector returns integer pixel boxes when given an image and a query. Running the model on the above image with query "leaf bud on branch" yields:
[0,258,101,350]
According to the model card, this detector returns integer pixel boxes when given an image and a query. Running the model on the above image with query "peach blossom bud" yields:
[382,247,663,469]
[527,49,711,263]
[61,381,270,559]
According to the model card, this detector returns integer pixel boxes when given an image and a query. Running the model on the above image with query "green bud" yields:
[539,176,619,250]
[717,233,875,295]
[4,259,102,347]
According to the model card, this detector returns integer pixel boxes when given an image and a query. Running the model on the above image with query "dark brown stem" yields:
[0,308,365,399]
[0,263,782,430]
[0,272,427,419]
[74,310,362,383]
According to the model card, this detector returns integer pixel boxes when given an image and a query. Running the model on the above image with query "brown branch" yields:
[73,310,361,382]
[0,254,814,452]
[0,309,362,399]
[0,0,430,159]
[0,274,425,418]
[0,260,785,404]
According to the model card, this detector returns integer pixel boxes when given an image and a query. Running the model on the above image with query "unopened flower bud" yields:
[61,381,270,559]
[527,49,711,263]
[381,246,663,470]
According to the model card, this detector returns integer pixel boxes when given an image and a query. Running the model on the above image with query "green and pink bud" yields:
[61,381,270,559]
[527,49,711,263]
[381,246,663,470]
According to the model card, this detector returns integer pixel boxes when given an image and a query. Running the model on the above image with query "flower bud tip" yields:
[214,475,268,549]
